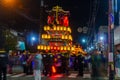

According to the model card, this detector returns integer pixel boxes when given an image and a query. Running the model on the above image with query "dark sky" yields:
[0,0,110,44]
[44,0,108,43]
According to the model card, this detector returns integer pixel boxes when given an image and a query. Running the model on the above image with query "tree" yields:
[3,29,18,50]
[0,29,5,49]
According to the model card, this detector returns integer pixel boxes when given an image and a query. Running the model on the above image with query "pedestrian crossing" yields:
[7,73,113,80]
[11,73,25,78]
[7,73,91,78]
[68,73,78,78]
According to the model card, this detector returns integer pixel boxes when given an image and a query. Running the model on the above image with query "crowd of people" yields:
[7,49,108,79]
[1,49,120,80]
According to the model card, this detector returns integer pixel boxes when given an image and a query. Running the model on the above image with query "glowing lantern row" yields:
[42,34,51,39]
[37,45,85,54]
[44,26,50,31]
[61,35,72,40]
[37,45,74,51]
[53,26,71,33]
[44,26,71,33]
[42,34,72,41]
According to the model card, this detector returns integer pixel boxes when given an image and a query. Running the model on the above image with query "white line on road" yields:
[26,75,33,77]
[83,74,91,78]
[7,74,12,76]
[68,73,78,78]
[11,73,25,78]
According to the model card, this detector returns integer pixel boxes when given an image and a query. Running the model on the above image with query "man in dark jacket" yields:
[42,53,50,76]
[0,49,8,80]
[77,52,84,77]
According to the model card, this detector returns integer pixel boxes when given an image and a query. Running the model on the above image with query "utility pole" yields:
[119,11,120,25]
[108,0,115,80]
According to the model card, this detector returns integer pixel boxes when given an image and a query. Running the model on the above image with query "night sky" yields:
[0,0,113,44]
[46,0,108,45]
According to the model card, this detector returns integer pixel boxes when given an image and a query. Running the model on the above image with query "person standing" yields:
[84,54,91,72]
[20,51,28,74]
[0,48,8,80]
[33,51,43,80]
[115,50,120,77]
[42,53,49,76]
[48,52,54,76]
[91,50,102,79]
[26,53,34,75]
[8,52,14,74]
[77,52,84,77]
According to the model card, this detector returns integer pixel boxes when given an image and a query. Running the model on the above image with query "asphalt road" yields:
[6,73,110,80]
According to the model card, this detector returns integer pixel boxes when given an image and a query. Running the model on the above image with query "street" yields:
[6,71,110,80]
[0,0,120,80]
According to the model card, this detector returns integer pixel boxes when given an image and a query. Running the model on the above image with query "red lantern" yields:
[63,16,69,27]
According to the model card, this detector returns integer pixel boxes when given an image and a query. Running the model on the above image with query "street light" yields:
[31,36,36,46]
[82,39,86,43]
[32,37,36,41]
[2,0,16,8]
[100,36,104,41]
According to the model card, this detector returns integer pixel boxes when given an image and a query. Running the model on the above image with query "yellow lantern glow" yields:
[64,46,67,50]
[67,47,70,51]
[47,26,50,30]
[41,45,43,50]
[45,34,47,38]
[42,34,44,39]
[44,26,47,31]
[64,27,66,31]
[47,46,50,50]
[57,26,60,31]
[61,46,63,50]
[68,35,73,41]
[60,26,63,31]
[48,35,51,39]
[67,27,69,31]
[37,46,40,49]
[62,35,64,39]
[68,35,71,40]
[70,28,71,33]
[71,37,73,41]
[71,47,75,51]
[44,46,46,50]
[53,26,56,30]
[65,35,68,39]
[67,27,71,33]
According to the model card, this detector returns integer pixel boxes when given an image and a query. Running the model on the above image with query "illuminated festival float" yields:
[37,6,86,54]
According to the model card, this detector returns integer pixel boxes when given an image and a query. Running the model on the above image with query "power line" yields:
[87,0,100,47]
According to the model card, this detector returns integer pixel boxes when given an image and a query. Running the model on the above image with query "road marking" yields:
[11,73,25,78]
[68,73,78,78]
[7,74,12,76]
[26,74,45,77]
[83,73,91,78]
[26,75,33,77]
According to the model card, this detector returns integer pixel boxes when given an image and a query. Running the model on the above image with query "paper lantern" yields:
[64,46,67,50]
[44,26,47,31]
[37,46,40,49]
[41,45,43,50]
